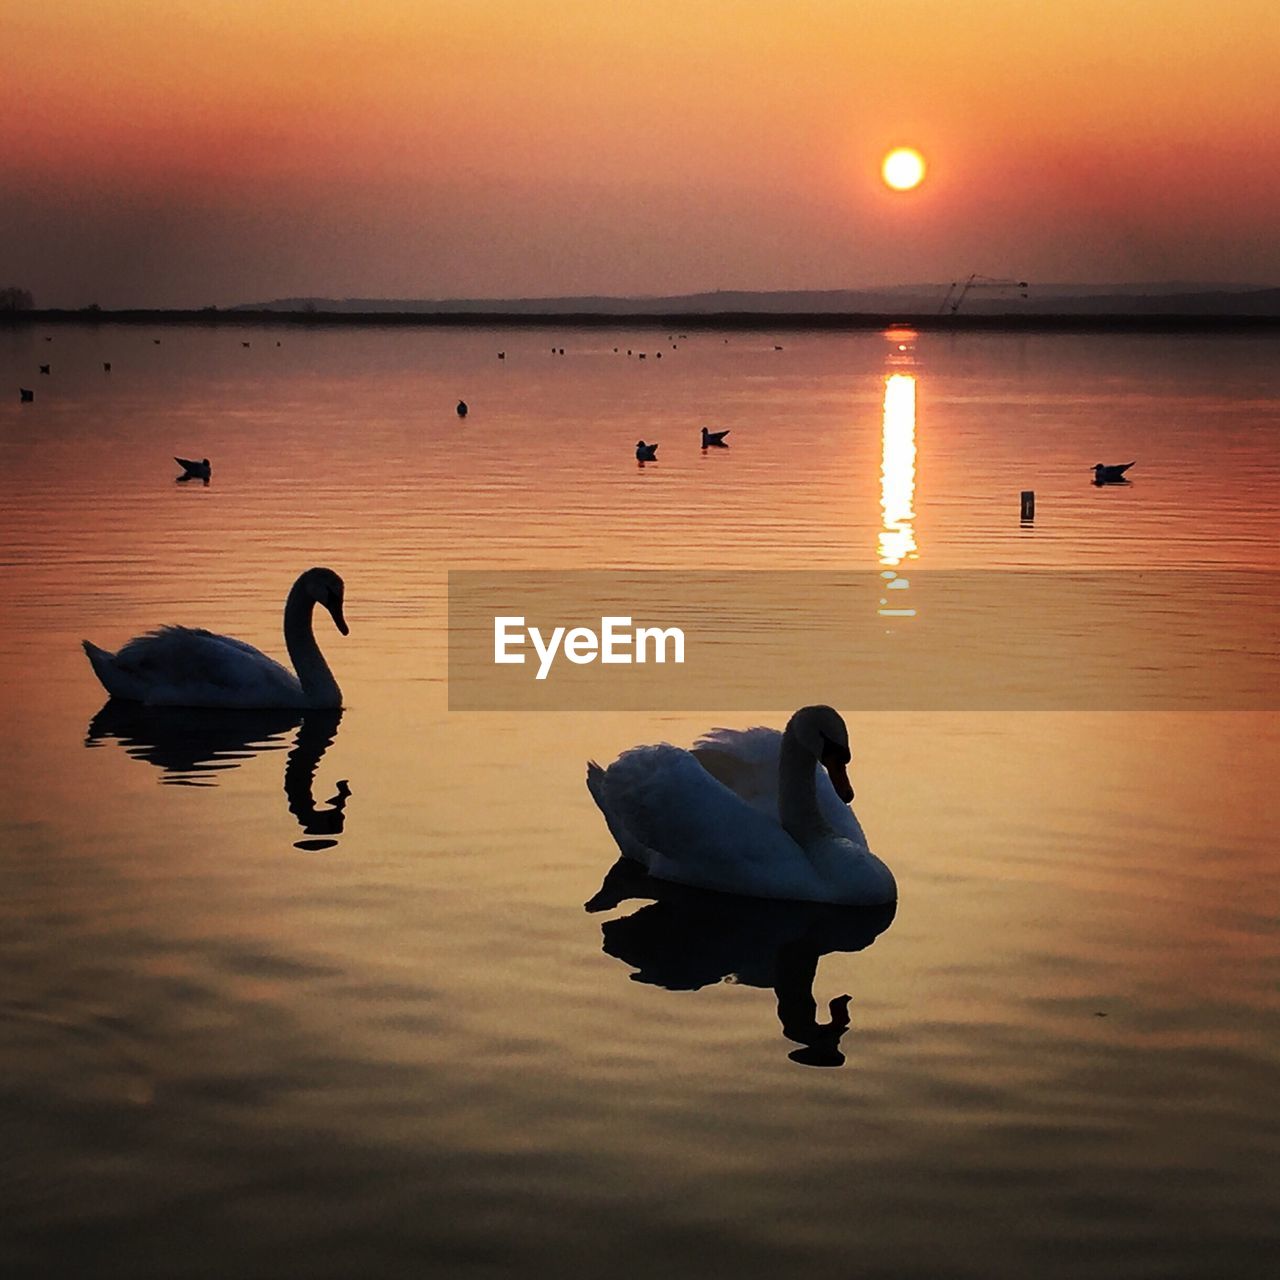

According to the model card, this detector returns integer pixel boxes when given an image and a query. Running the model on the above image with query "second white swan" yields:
[83,567,349,710]
[586,705,896,905]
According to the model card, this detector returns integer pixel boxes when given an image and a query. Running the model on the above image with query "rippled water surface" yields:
[2,324,1278,1278]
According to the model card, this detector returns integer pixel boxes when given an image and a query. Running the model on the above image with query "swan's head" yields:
[787,704,854,803]
[301,567,349,636]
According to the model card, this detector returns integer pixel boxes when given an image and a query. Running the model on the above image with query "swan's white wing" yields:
[690,725,784,807]
[692,726,869,849]
[591,744,828,901]
[106,626,303,707]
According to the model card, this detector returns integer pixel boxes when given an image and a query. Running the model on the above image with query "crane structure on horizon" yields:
[938,274,1030,315]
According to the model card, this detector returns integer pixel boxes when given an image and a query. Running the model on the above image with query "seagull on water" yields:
[1093,461,1135,484]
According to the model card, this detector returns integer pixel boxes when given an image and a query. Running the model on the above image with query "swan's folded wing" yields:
[111,627,299,702]
[692,726,870,849]
[691,726,782,807]
[599,744,808,898]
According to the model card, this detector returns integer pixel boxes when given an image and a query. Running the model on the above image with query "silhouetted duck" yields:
[456,400,468,418]
[19,387,33,402]
[1093,461,1135,484]
[175,456,211,483]
[636,441,658,462]
[39,364,50,374]
[103,362,111,372]
[701,427,730,448]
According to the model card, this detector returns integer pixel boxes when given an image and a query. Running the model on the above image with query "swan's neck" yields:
[284,583,342,708]
[779,727,832,847]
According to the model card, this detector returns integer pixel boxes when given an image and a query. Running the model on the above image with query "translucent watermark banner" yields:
[447,571,1279,711]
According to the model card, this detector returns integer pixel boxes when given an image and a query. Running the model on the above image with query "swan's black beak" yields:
[330,600,349,636]
[821,743,854,804]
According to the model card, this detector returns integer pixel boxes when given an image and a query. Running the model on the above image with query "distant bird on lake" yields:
[242,341,251,348]
[153,339,161,344]
[44,336,52,342]
[456,400,468,418]
[701,427,730,448]
[39,364,50,374]
[1093,461,1135,484]
[103,362,111,372]
[175,456,211,483]
[19,387,34,402]
[498,351,505,359]
[636,441,658,462]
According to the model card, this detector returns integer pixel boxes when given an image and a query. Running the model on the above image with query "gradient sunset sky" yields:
[3,0,1277,308]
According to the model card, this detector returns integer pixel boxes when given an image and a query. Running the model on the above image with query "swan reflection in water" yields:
[84,703,351,850]
[586,857,895,1067]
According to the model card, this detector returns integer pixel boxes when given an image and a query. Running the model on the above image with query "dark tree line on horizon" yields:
[0,286,34,311]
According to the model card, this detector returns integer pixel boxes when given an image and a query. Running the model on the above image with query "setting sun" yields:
[882,147,926,191]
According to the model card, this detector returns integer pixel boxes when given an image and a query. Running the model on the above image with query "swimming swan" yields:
[82,567,349,709]
[586,705,896,905]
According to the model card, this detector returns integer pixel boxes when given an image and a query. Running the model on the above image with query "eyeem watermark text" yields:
[494,615,686,680]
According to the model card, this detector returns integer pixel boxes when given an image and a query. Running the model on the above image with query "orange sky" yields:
[2,0,1277,306]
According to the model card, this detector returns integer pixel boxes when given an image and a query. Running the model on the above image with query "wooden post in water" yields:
[1020,490,1035,521]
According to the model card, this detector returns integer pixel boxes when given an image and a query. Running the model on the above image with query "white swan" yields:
[82,567,349,709]
[586,705,896,905]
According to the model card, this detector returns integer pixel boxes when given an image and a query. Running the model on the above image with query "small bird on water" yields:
[19,387,34,402]
[701,426,730,448]
[175,456,212,483]
[636,441,658,462]
[456,400,468,418]
[1093,461,1135,484]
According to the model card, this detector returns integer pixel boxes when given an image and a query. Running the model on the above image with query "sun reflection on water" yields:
[879,372,918,568]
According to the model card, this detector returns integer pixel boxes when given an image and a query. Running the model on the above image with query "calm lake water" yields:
[1,323,1277,1278]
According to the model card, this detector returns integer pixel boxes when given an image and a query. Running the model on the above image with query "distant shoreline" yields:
[4,309,1279,333]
